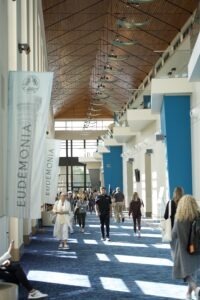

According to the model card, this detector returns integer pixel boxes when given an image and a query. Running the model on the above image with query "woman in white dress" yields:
[53,192,71,249]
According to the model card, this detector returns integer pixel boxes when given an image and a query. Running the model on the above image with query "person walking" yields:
[113,187,125,223]
[88,192,95,214]
[95,186,112,241]
[53,192,71,249]
[164,186,184,228]
[128,192,144,237]
[171,195,200,300]
[0,241,48,299]
[66,191,74,234]
[75,192,88,233]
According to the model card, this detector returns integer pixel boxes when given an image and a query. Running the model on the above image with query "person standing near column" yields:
[95,187,112,241]
[129,192,144,238]
[113,187,125,223]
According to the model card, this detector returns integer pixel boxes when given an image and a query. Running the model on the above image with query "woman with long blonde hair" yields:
[75,191,88,233]
[171,195,200,300]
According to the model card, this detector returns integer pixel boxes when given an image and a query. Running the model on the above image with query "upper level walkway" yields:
[19,213,189,299]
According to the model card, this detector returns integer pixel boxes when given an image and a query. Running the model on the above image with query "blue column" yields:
[102,146,123,193]
[161,95,192,198]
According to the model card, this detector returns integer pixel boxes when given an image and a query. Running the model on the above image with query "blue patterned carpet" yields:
[19,213,189,300]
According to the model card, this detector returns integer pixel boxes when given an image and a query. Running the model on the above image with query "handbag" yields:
[161,201,172,242]
[187,217,200,255]
[140,200,145,217]
[50,212,57,224]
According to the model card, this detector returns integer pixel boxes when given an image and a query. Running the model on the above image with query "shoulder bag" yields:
[160,201,172,243]
[188,216,200,255]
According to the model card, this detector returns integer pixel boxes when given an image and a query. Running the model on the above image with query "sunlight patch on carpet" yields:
[27,271,91,287]
[152,243,171,249]
[115,255,173,266]
[96,253,110,261]
[100,277,130,292]
[83,239,98,244]
[103,241,148,248]
[135,280,186,299]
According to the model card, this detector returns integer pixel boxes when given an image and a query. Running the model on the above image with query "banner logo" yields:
[22,75,40,94]
[7,71,53,218]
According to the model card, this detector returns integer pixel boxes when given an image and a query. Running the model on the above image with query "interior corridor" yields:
[18,213,189,300]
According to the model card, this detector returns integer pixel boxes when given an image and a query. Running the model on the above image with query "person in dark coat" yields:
[128,192,144,237]
[164,186,184,228]
[171,195,200,300]
[95,187,112,241]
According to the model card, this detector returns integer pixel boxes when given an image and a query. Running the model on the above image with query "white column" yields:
[126,159,133,208]
[145,152,152,217]
[20,0,28,70]
[28,0,34,71]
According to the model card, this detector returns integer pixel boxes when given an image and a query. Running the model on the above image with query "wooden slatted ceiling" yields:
[42,0,198,120]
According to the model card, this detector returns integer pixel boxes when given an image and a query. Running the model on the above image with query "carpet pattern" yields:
[19,214,191,299]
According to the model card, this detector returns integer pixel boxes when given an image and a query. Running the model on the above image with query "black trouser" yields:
[78,212,86,228]
[99,214,110,238]
[0,262,33,292]
[132,216,141,233]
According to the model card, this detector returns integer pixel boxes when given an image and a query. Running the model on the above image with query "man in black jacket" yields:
[95,187,112,241]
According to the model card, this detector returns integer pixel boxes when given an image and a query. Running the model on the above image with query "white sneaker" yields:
[101,237,105,241]
[106,237,111,241]
[63,244,70,250]
[58,243,63,249]
[185,293,192,300]
[28,290,48,299]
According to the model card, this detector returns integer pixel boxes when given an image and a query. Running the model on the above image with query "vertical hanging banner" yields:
[43,139,61,205]
[7,71,53,218]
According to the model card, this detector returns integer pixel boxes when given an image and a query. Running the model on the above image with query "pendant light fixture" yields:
[116,18,149,29]
[127,0,155,4]
[99,75,118,83]
[112,36,138,46]
[94,91,110,99]
[108,49,129,61]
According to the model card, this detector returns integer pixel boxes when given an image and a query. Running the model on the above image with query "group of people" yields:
[164,187,200,300]
[52,187,144,247]
[2,185,200,300]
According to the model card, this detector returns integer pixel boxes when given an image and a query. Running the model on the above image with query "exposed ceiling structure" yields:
[42,0,199,127]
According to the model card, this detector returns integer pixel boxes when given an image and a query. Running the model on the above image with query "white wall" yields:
[0,0,54,256]
[122,119,167,217]
[0,0,8,218]
[0,0,8,241]
[190,82,200,201]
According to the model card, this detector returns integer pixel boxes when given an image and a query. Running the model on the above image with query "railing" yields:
[190,2,200,50]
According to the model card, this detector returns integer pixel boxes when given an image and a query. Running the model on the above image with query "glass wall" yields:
[58,139,98,191]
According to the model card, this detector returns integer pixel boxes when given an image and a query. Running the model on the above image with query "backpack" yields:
[188,217,200,255]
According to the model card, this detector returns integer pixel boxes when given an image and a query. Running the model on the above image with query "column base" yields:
[32,226,37,235]
[11,244,24,262]
[23,234,31,245]
[145,212,152,218]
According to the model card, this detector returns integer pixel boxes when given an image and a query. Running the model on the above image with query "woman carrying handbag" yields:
[164,186,184,228]
[171,195,200,300]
